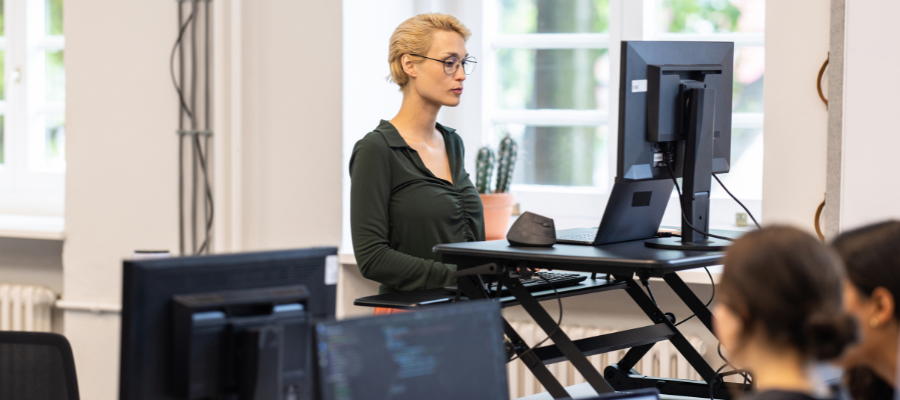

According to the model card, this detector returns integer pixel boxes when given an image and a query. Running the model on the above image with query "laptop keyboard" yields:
[558,232,596,243]
[445,272,587,296]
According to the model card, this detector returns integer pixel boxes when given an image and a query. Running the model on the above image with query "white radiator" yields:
[0,284,56,332]
[507,322,708,399]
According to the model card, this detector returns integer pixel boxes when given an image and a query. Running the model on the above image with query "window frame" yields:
[0,0,66,219]
[482,0,764,228]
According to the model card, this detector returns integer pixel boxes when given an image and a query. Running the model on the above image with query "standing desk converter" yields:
[432,235,748,400]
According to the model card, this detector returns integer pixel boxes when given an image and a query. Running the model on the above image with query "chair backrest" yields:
[0,331,80,400]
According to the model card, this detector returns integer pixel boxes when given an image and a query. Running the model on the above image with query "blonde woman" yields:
[349,14,483,309]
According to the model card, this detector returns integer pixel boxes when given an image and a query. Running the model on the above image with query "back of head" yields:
[387,13,471,89]
[832,220,900,319]
[721,226,857,361]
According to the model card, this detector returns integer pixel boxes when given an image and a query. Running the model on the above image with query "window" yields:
[0,0,66,218]
[484,0,763,228]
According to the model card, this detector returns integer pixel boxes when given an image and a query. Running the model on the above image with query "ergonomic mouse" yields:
[506,211,557,247]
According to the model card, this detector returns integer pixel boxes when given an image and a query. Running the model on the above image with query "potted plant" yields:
[476,134,518,241]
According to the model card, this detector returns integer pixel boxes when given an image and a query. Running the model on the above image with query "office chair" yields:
[0,331,80,400]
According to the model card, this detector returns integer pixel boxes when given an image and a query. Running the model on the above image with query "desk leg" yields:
[457,276,570,399]
[500,274,616,395]
[616,276,717,383]
[664,273,716,334]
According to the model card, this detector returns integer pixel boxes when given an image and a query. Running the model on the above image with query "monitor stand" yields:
[646,86,729,251]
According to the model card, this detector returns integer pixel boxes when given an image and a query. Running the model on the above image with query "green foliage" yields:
[663,0,741,33]
[475,147,496,194]
[495,134,518,193]
[46,0,64,36]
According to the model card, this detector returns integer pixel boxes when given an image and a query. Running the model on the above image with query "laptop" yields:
[315,301,509,400]
[557,179,674,245]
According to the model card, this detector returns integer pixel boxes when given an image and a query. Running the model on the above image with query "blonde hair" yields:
[388,13,471,89]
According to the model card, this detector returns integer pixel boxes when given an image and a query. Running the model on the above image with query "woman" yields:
[349,13,483,303]
[833,221,900,400]
[714,226,856,400]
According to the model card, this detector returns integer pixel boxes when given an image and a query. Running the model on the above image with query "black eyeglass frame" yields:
[409,54,477,75]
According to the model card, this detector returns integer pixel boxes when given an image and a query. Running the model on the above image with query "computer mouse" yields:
[506,212,557,247]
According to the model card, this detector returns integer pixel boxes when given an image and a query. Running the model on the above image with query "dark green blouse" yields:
[350,120,485,294]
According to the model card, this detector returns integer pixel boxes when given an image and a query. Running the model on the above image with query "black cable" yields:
[713,174,760,229]
[170,12,194,123]
[508,272,564,364]
[717,343,752,390]
[665,163,733,242]
[176,4,186,256]
[675,266,715,326]
[641,279,658,307]
[190,0,199,254]
[710,363,728,400]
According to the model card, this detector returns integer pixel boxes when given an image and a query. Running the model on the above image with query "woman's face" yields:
[713,301,747,365]
[841,280,879,367]
[406,30,468,107]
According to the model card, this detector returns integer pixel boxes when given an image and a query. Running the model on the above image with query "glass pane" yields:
[733,46,763,112]
[713,128,762,199]
[45,114,65,167]
[500,0,609,34]
[656,0,764,34]
[498,48,609,110]
[46,0,63,35]
[46,50,65,102]
[493,124,609,187]
[0,50,4,101]
[0,115,4,165]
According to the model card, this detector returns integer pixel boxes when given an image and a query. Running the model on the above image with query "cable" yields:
[170,12,195,123]
[191,0,199,255]
[717,343,752,393]
[675,266,715,326]
[508,271,564,364]
[665,163,733,242]
[713,174,760,229]
[710,363,728,400]
[640,278,659,307]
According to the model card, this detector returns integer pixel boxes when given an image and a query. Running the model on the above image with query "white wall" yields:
[64,1,342,398]
[761,0,831,231]
[836,0,900,230]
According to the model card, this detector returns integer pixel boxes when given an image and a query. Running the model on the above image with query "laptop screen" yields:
[316,301,509,400]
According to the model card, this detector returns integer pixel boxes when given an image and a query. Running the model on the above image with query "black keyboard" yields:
[444,271,588,296]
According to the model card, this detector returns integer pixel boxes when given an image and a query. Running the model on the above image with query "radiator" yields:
[507,322,708,398]
[0,284,56,332]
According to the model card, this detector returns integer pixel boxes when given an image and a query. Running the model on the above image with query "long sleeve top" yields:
[349,120,485,294]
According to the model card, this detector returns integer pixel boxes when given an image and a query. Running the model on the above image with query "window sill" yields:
[0,214,65,240]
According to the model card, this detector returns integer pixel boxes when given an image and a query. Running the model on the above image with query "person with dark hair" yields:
[833,220,900,400]
[715,226,857,400]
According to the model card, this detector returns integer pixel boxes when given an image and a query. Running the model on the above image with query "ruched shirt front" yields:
[350,120,485,294]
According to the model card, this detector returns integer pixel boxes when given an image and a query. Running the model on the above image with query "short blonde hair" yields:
[388,13,471,89]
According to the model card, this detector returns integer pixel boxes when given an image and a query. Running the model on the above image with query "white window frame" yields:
[482,0,764,229]
[0,0,66,222]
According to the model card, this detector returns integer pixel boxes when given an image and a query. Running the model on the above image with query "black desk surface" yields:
[434,229,743,277]
[354,272,626,309]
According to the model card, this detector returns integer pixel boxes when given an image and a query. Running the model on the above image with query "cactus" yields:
[494,134,518,193]
[475,146,495,194]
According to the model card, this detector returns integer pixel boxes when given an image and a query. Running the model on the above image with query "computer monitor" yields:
[315,301,509,400]
[119,247,338,400]
[617,41,734,250]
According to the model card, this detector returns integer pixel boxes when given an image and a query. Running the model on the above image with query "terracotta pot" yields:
[480,193,516,241]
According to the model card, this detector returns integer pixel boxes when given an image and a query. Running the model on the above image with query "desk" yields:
[433,234,747,400]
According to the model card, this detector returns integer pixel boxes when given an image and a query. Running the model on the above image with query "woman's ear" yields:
[401,54,418,80]
[870,287,896,328]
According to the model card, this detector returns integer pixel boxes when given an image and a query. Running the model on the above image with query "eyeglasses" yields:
[409,54,477,75]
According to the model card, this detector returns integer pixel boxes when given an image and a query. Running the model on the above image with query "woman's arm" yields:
[349,140,456,291]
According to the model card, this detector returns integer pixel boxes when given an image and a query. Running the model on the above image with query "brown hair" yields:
[720,226,856,360]
[387,13,472,89]
[832,220,900,319]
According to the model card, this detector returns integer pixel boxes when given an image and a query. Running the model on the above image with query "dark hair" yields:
[720,226,857,361]
[845,366,895,400]
[832,220,900,320]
